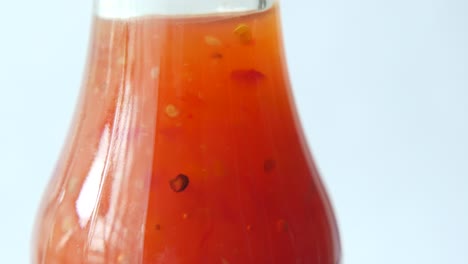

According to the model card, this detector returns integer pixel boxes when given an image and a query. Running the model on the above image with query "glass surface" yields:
[32,1,341,263]
[96,0,273,17]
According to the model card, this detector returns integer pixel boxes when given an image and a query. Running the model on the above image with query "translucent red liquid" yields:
[33,5,340,264]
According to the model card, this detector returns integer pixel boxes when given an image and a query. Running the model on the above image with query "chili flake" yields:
[117,56,126,65]
[204,35,222,46]
[231,69,265,82]
[61,216,74,232]
[211,52,223,59]
[170,174,190,192]
[117,254,130,264]
[165,104,179,118]
[234,23,253,44]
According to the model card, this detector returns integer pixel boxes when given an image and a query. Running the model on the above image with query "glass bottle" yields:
[32,0,341,263]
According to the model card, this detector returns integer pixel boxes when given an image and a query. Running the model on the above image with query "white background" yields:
[1,0,467,263]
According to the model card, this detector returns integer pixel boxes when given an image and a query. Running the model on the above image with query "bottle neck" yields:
[95,0,275,18]
[79,1,293,149]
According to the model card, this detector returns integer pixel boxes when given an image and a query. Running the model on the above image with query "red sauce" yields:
[33,5,340,264]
